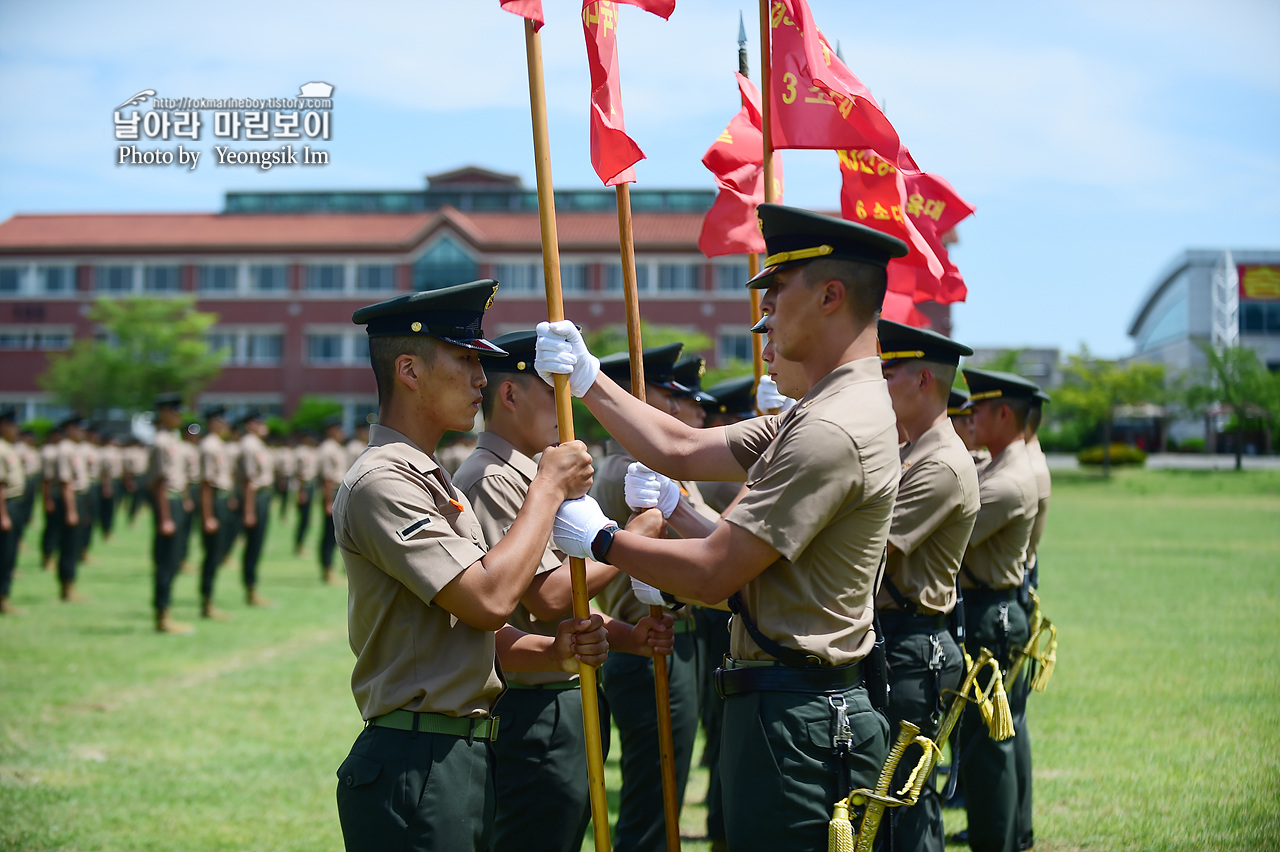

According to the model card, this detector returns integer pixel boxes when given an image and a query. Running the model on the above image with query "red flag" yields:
[584,1,669,185]
[838,147,943,302]
[616,0,674,18]
[500,0,544,30]
[768,0,900,165]
[881,290,930,328]
[698,74,784,257]
[889,171,976,306]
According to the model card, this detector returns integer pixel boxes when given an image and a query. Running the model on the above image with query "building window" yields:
[95,266,134,293]
[249,264,288,292]
[37,266,72,293]
[561,264,586,293]
[657,264,701,292]
[0,326,72,350]
[143,265,181,293]
[414,237,477,291]
[245,333,283,364]
[604,263,649,292]
[494,263,543,293]
[718,332,754,364]
[1241,303,1280,335]
[352,335,370,361]
[357,264,396,292]
[305,264,346,291]
[306,333,345,364]
[714,263,750,291]
[198,265,239,292]
[0,268,22,293]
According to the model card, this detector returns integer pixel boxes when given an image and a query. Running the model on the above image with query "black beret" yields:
[746,203,909,290]
[598,343,689,394]
[878,319,973,367]
[484,329,539,375]
[352,279,505,355]
[961,369,1042,407]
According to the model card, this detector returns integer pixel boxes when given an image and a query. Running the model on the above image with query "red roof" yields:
[0,208,708,255]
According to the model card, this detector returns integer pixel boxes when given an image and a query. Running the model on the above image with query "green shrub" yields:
[1174,437,1206,454]
[1077,443,1148,466]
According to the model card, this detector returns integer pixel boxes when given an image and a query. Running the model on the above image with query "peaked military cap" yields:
[484,330,539,374]
[947,388,971,416]
[203,405,227,422]
[750,315,769,334]
[154,392,184,411]
[673,356,716,405]
[58,414,86,430]
[0,407,16,423]
[961,368,1042,407]
[703,376,757,419]
[598,343,689,394]
[878,319,973,367]
[352,279,506,355]
[1032,388,1051,406]
[237,407,264,427]
[322,414,344,430]
[746,203,909,289]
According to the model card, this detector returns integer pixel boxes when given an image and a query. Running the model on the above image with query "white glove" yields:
[756,375,796,413]
[630,576,666,607]
[551,495,615,560]
[535,320,601,398]
[624,462,680,518]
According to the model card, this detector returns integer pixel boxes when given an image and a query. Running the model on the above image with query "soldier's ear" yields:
[395,353,420,391]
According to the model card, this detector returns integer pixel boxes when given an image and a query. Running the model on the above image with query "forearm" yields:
[666,499,719,540]
[201,483,215,519]
[494,625,558,673]
[152,479,171,523]
[601,612,643,655]
[467,481,565,617]
[523,557,619,621]
[582,376,743,481]
[610,527,736,605]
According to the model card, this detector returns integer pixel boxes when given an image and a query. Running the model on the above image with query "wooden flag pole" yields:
[616,181,683,852]
[522,20,612,852]
[753,0,776,386]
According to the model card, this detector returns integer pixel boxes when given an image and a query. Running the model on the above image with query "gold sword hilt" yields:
[849,720,919,852]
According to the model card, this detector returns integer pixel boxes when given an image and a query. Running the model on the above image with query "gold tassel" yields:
[829,798,854,852]
[1032,625,1057,692]
[987,665,1015,741]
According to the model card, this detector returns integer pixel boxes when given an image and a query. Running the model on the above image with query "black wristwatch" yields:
[590,524,620,564]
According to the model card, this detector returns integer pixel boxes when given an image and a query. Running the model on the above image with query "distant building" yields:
[0,166,956,425]
[1128,249,1280,373]
[965,347,1062,389]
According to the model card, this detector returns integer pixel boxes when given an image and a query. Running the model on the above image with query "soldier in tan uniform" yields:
[587,344,708,852]
[97,434,124,541]
[40,424,62,570]
[538,203,906,852]
[17,428,40,554]
[317,417,348,585]
[453,329,673,852]
[346,423,369,468]
[178,425,202,574]
[149,395,193,633]
[198,407,236,620]
[949,389,977,452]
[876,320,981,852]
[292,431,318,556]
[333,281,611,852]
[0,408,26,614]
[123,437,149,527]
[954,369,1042,852]
[53,417,92,601]
[236,410,274,607]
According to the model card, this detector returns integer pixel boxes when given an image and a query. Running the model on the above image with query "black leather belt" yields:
[715,660,863,698]
[963,587,1017,605]
[879,609,947,635]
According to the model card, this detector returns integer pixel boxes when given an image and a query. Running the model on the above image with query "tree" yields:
[1185,344,1277,469]
[39,296,224,416]
[1054,347,1166,476]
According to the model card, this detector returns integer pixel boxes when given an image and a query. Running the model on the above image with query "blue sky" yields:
[1,0,1277,358]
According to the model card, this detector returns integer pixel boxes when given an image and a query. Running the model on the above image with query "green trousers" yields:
[958,595,1030,852]
[336,723,495,852]
[600,631,699,852]
[152,496,188,611]
[884,628,964,852]
[485,684,597,852]
[720,681,889,852]
[694,608,732,843]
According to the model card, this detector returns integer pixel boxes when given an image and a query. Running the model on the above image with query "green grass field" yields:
[2,470,1278,851]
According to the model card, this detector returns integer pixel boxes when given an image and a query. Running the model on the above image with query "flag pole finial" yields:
[738,11,749,76]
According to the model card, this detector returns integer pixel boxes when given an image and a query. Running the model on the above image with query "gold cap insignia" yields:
[411,321,422,333]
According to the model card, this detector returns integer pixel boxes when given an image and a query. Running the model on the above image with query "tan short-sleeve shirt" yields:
[453,432,572,686]
[723,358,900,666]
[148,431,188,493]
[237,433,274,492]
[293,445,318,485]
[199,434,233,491]
[1025,438,1052,561]
[0,439,24,497]
[42,443,58,481]
[98,445,124,480]
[335,424,500,720]
[879,418,980,616]
[961,439,1038,590]
[319,438,348,484]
